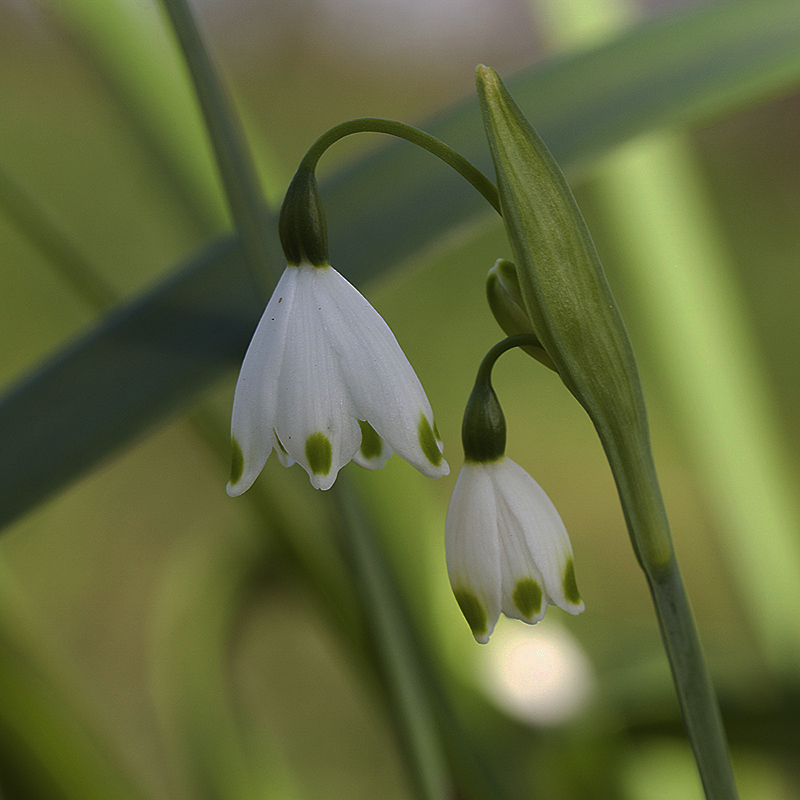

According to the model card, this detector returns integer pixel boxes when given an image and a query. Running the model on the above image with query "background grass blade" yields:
[43,0,229,234]
[0,237,262,530]
[0,559,153,800]
[1,0,799,533]
[159,0,283,298]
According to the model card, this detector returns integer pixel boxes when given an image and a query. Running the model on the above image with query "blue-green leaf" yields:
[2,0,799,531]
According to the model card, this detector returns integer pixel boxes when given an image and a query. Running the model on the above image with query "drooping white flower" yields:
[227,262,448,495]
[445,456,584,644]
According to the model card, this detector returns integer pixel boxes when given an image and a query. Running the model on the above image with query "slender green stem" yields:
[597,422,739,799]
[651,568,737,797]
[158,0,281,298]
[476,61,737,797]
[300,118,501,216]
[461,334,545,462]
[475,333,545,382]
[331,476,452,800]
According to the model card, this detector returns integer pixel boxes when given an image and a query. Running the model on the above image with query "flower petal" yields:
[445,464,502,643]
[274,265,361,490]
[316,267,449,479]
[227,268,297,496]
[352,420,394,470]
[494,458,584,616]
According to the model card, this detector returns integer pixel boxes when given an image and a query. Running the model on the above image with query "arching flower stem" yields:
[295,118,502,216]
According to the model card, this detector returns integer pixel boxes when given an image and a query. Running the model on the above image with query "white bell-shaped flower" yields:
[446,334,584,643]
[227,262,448,495]
[445,456,584,643]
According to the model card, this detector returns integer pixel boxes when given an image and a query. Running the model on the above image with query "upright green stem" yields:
[598,423,738,799]
[476,64,738,798]
[331,477,452,800]
[159,0,281,298]
[652,570,736,795]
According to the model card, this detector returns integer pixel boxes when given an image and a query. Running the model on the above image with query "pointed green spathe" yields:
[475,65,671,570]
[476,65,639,425]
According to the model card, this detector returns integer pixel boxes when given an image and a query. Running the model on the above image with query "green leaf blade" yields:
[3,0,800,531]
[0,238,262,530]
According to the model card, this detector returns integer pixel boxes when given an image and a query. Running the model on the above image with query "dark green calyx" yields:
[278,167,329,267]
[462,373,506,463]
[462,334,544,463]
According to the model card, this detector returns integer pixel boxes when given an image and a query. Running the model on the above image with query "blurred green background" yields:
[1,0,799,798]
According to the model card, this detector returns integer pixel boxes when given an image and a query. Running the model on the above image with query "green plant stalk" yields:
[331,477,453,800]
[277,117,500,270]
[296,118,500,215]
[158,0,281,298]
[598,420,738,800]
[477,65,737,798]
[535,0,800,683]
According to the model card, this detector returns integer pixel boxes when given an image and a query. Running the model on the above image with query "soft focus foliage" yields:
[1,0,799,798]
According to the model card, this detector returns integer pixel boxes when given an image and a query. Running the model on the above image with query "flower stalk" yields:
[291,118,501,216]
[476,65,737,798]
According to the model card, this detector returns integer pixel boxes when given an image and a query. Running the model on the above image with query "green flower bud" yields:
[486,259,557,372]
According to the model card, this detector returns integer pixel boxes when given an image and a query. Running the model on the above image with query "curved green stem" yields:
[461,334,545,462]
[474,333,545,381]
[300,118,501,216]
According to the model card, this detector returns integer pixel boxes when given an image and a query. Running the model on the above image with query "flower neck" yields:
[278,167,329,267]
[461,334,546,463]
[461,377,506,463]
